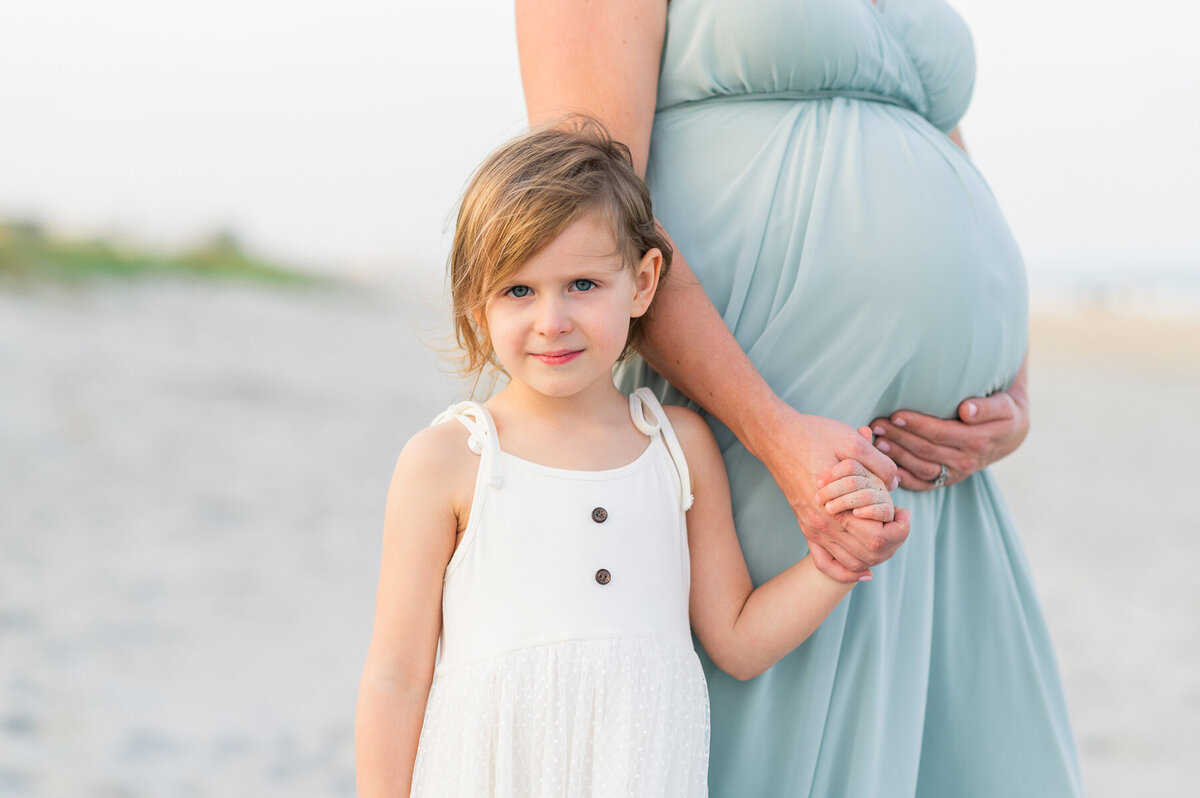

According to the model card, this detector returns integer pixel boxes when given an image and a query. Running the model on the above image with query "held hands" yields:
[815,458,895,523]
[753,402,910,584]
[813,456,900,582]
[868,366,1030,491]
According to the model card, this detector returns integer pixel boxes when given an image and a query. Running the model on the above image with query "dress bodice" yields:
[432,389,695,673]
[658,0,975,132]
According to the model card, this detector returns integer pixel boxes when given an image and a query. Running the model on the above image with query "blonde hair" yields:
[448,115,672,377]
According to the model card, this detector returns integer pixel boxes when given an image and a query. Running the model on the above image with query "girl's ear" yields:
[630,248,662,318]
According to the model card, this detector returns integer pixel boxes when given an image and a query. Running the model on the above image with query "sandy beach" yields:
[1,277,1196,796]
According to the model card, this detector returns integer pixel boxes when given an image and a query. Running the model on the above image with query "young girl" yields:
[355,120,909,797]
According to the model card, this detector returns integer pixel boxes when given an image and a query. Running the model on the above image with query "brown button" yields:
[591,507,608,523]
[595,568,611,585]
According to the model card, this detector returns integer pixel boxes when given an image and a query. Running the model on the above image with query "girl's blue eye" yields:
[571,279,596,292]
[506,285,531,298]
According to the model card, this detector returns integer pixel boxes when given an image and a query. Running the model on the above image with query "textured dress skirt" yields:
[615,0,1084,795]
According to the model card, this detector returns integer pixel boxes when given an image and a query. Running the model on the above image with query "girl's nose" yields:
[533,297,572,336]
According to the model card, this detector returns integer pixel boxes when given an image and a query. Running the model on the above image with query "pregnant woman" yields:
[516,0,1082,795]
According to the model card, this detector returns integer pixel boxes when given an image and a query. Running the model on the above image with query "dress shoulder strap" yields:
[629,387,694,512]
[430,401,503,488]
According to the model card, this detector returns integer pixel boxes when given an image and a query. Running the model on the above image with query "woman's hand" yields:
[750,401,910,583]
[868,356,1030,491]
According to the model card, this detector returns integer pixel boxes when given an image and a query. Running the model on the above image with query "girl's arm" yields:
[355,424,472,797]
[669,406,910,681]
[516,0,908,584]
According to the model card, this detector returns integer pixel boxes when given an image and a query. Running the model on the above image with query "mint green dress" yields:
[615,1,1084,795]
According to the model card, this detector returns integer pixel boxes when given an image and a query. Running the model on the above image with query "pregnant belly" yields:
[647,97,1028,425]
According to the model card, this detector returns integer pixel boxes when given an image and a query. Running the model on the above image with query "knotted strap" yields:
[431,401,503,488]
[629,387,694,511]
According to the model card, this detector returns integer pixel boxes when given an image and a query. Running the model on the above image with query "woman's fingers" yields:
[817,458,871,487]
[813,537,870,576]
[957,391,1016,425]
[868,414,960,490]
[884,508,912,546]
[896,466,934,492]
[808,542,870,583]
[884,410,971,446]
[880,439,945,483]
[896,467,924,491]
[872,419,975,475]
[838,429,898,488]
[842,514,907,562]
[874,418,962,459]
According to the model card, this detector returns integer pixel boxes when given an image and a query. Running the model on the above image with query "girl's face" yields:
[483,212,660,401]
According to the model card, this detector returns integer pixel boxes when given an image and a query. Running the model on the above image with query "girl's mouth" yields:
[533,349,582,365]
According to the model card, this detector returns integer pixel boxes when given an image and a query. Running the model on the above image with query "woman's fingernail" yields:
[892,416,907,427]
[872,426,886,437]
[858,574,873,582]
[966,402,978,418]
[876,440,891,453]
[889,476,900,490]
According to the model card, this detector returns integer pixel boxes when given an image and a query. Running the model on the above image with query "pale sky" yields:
[2,0,1198,288]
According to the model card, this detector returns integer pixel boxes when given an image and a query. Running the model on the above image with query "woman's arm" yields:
[948,126,967,153]
[355,425,467,797]
[869,352,1030,490]
[516,0,664,174]
[516,0,908,582]
[671,406,910,680]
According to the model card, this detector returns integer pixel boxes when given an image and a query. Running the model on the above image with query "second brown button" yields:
[595,568,611,585]
[591,507,608,523]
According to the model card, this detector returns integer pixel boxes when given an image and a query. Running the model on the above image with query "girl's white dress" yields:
[410,388,710,797]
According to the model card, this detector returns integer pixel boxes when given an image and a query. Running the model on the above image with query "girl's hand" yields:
[814,458,895,523]
[868,358,1030,491]
[750,403,910,583]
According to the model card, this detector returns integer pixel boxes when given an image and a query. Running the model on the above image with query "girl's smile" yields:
[532,349,584,365]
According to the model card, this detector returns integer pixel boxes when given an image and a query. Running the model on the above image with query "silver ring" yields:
[932,463,949,488]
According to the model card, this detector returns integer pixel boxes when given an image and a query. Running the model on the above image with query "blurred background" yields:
[1,1,1197,795]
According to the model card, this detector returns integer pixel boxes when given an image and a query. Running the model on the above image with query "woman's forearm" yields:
[639,243,787,463]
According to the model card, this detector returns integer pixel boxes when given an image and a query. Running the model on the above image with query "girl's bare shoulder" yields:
[662,404,717,450]
[400,417,477,467]
[661,404,726,490]
[389,419,481,514]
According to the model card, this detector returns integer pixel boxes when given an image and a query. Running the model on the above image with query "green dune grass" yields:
[0,221,327,286]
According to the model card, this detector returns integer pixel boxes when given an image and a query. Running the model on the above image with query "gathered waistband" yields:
[660,89,920,115]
